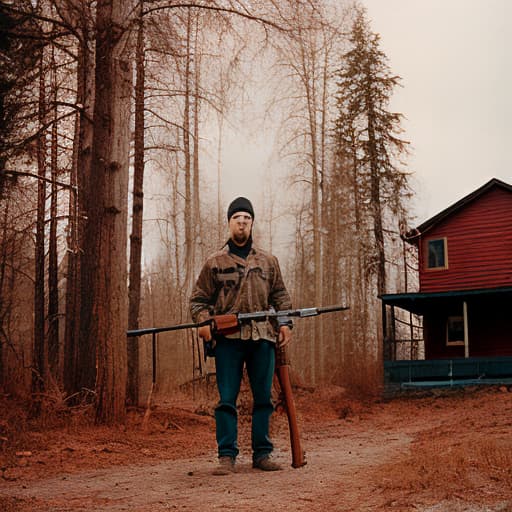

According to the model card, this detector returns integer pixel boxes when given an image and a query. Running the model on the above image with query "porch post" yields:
[382,301,388,361]
[391,306,397,360]
[463,301,469,358]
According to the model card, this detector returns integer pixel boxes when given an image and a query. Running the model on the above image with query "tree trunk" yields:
[216,114,224,246]
[85,0,134,424]
[0,199,10,387]
[66,25,95,397]
[48,45,59,380]
[299,25,321,384]
[367,104,386,295]
[192,11,201,266]
[318,35,331,381]
[183,9,193,291]
[63,149,79,395]
[127,3,145,406]
[33,57,47,406]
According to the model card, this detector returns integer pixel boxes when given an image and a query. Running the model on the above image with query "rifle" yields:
[128,304,349,339]
[127,304,349,468]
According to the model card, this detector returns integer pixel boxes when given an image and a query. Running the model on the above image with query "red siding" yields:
[419,187,512,293]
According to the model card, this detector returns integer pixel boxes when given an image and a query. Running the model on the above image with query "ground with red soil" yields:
[1,384,511,511]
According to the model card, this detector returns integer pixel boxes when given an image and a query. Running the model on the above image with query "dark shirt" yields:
[227,237,252,260]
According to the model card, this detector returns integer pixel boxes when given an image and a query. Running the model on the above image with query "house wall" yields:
[424,298,512,359]
[418,187,512,293]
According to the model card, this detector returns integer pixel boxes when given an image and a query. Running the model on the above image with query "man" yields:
[190,197,292,475]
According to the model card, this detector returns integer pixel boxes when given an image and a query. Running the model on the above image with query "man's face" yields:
[229,212,253,246]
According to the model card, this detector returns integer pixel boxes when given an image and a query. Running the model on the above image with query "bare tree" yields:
[48,43,60,380]
[33,52,47,407]
[127,0,146,406]
[268,0,347,383]
[59,0,97,399]
[82,0,135,424]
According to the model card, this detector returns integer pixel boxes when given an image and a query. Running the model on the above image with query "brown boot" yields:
[212,456,236,475]
[252,455,282,471]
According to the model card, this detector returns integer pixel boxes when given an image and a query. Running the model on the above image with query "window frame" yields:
[425,237,448,271]
[446,315,465,346]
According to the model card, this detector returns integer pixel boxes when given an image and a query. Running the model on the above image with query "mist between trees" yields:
[0,0,416,424]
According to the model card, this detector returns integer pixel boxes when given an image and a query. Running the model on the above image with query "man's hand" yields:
[278,325,292,348]
[198,324,212,341]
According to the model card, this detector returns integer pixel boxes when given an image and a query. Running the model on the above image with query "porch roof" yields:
[379,286,512,315]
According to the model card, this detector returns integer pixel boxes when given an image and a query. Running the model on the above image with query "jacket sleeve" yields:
[189,260,217,323]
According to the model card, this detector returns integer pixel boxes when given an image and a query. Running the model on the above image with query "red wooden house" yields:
[380,178,512,386]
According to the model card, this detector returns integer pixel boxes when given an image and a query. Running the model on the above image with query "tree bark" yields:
[0,198,10,387]
[66,20,95,397]
[192,11,201,266]
[128,2,145,406]
[48,44,59,379]
[33,56,47,405]
[85,0,134,424]
[183,9,193,291]
[367,99,386,296]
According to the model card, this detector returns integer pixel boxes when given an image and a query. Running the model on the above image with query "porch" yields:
[380,286,512,388]
[384,357,512,389]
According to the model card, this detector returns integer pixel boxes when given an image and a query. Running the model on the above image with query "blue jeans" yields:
[214,337,275,461]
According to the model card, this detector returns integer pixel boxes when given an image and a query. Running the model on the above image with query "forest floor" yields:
[1,382,512,512]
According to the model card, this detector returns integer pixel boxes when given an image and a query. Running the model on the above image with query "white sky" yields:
[363,0,512,221]
[213,0,512,230]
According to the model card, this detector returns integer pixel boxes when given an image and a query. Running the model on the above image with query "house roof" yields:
[404,178,512,243]
[380,286,512,315]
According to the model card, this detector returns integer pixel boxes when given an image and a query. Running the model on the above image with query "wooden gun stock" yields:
[275,345,306,468]
[211,314,239,335]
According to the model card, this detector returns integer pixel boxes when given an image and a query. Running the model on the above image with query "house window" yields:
[446,316,464,346]
[427,238,447,269]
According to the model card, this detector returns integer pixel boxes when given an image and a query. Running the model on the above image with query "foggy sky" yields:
[363,0,512,222]
[219,0,512,228]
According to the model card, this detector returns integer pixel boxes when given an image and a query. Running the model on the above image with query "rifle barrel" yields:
[317,304,350,314]
[279,304,349,318]
[127,319,209,337]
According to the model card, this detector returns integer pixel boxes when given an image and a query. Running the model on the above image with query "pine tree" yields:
[333,5,410,296]
[329,5,411,393]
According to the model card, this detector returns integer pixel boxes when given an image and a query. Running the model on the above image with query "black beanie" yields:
[227,197,254,220]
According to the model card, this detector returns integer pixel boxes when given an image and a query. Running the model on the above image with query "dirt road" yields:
[2,427,410,511]
[1,385,511,511]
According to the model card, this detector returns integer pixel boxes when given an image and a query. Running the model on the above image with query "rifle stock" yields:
[275,345,306,468]
[211,314,239,335]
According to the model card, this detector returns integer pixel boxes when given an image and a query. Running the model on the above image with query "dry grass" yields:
[477,439,512,486]
[376,435,512,499]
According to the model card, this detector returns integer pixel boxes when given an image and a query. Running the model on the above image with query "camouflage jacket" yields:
[189,245,292,342]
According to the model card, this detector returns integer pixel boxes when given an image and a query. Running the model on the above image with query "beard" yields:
[233,232,249,245]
